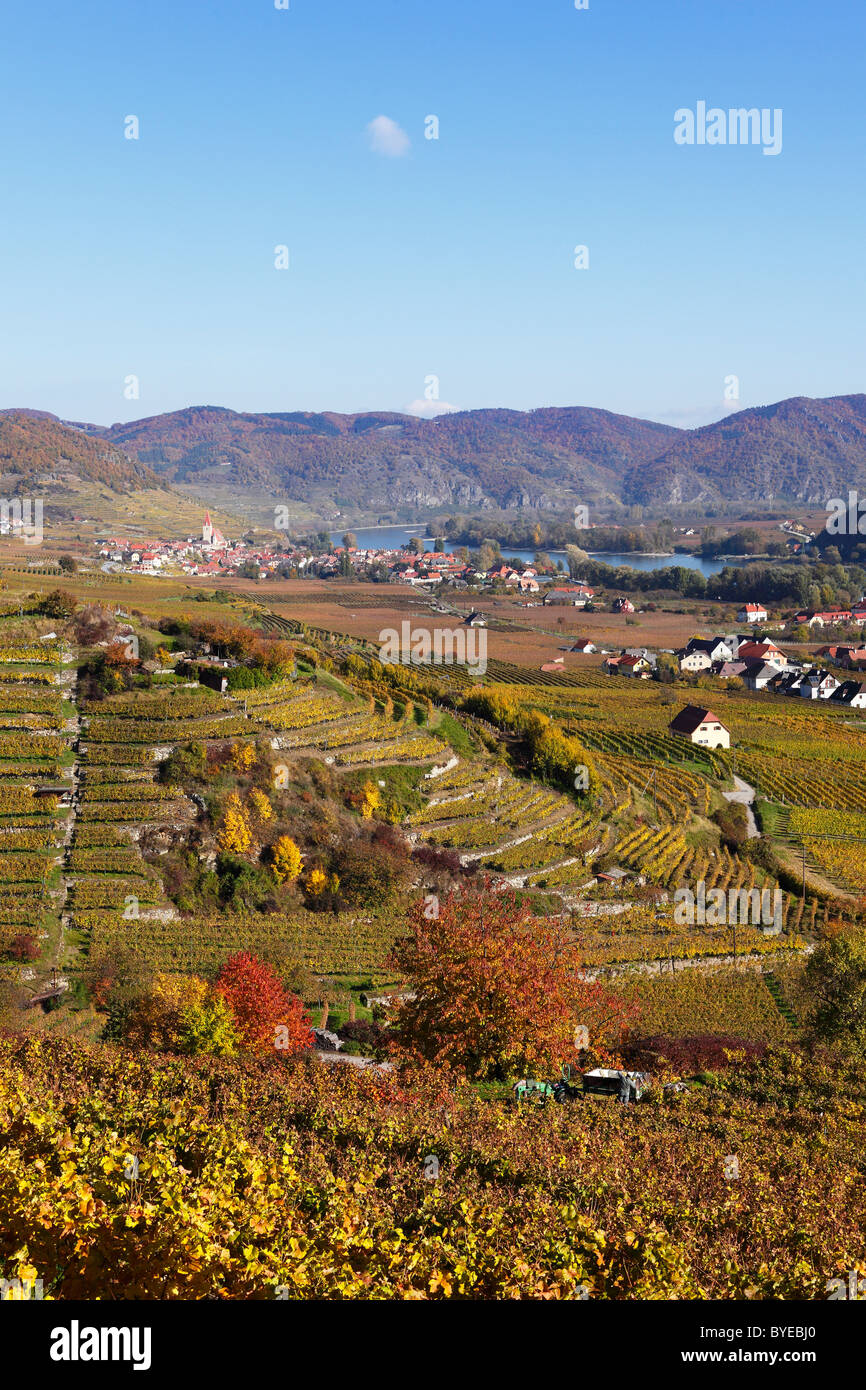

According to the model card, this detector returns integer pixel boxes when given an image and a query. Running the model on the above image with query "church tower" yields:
[202,511,214,547]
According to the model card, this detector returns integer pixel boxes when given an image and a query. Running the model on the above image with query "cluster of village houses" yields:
[93,515,866,714]
[96,513,281,578]
[95,515,605,598]
[603,619,866,709]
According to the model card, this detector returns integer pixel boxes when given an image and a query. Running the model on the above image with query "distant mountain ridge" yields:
[4,395,866,513]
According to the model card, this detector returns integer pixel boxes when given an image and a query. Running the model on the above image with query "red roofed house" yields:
[806,610,853,628]
[668,705,731,750]
[737,602,768,624]
[616,653,652,679]
[736,639,787,669]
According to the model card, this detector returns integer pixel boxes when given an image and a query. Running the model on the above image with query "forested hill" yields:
[93,395,866,513]
[0,412,158,493]
[90,404,678,512]
[6,394,866,512]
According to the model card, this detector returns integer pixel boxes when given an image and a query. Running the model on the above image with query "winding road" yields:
[722,775,760,839]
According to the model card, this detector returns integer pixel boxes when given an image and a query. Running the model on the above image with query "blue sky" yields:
[0,0,863,427]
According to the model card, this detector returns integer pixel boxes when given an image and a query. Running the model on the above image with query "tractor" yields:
[512,1076,556,1105]
[514,1066,650,1108]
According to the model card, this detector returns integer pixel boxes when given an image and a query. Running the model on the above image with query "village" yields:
[94,511,599,597]
[90,514,866,713]
[604,623,866,710]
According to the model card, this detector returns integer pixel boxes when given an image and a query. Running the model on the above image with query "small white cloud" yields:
[405,399,459,419]
[367,115,411,157]
[648,404,731,430]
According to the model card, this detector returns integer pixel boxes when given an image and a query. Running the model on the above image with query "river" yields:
[331,526,742,579]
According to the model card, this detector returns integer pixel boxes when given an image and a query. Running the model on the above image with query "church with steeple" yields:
[201,511,227,551]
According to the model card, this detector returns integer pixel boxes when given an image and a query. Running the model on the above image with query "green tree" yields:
[181,991,239,1056]
[565,545,589,578]
[41,588,77,619]
[803,928,866,1053]
[478,542,499,571]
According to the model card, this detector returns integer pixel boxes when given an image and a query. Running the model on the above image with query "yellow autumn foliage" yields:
[218,793,253,855]
[248,788,273,823]
[272,835,302,884]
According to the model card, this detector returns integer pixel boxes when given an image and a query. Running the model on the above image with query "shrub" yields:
[41,588,77,619]
[713,802,749,849]
[7,933,39,962]
[621,1034,769,1073]
[271,836,302,885]
[337,1019,390,1057]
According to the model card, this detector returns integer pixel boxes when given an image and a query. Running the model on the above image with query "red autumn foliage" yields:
[8,933,39,963]
[389,888,638,1081]
[622,1033,768,1073]
[215,951,313,1057]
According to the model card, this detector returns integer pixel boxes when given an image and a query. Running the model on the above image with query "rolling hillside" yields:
[0,412,157,493]
[4,394,866,516]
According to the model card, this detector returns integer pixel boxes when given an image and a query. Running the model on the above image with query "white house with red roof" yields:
[736,639,787,669]
[797,609,854,628]
[737,602,768,624]
[668,705,731,749]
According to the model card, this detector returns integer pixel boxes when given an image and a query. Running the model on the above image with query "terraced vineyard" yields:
[83,909,402,981]
[8,616,848,1004]
[67,684,204,974]
[407,757,591,876]
[0,642,69,973]
[62,664,456,986]
[258,678,450,767]
[737,753,866,810]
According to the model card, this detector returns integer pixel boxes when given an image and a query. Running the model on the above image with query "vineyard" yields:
[594,753,712,817]
[83,909,403,981]
[406,757,587,874]
[784,807,866,892]
[737,753,866,810]
[2,1035,864,1300]
[1,604,860,1046]
[616,968,795,1040]
[0,644,68,966]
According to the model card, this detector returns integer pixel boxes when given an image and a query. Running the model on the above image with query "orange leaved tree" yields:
[389,889,636,1081]
[215,951,313,1056]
